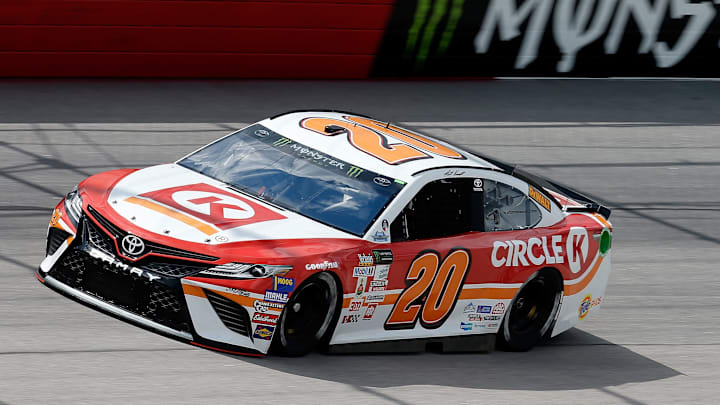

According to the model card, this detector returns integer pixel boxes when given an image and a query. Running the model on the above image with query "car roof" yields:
[259,110,500,183]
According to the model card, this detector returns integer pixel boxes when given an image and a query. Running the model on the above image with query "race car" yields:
[37,110,613,357]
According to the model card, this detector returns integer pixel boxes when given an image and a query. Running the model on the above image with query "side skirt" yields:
[327,334,496,354]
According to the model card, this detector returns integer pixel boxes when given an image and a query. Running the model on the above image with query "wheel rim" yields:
[504,273,561,341]
[279,274,337,350]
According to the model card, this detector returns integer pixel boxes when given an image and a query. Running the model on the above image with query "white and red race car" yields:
[38,111,612,357]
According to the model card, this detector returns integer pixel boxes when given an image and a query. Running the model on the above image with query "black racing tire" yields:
[271,272,341,357]
[496,269,563,352]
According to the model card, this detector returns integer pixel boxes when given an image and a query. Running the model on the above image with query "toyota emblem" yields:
[121,234,145,256]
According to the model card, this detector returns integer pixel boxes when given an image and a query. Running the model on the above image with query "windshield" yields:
[178,124,405,236]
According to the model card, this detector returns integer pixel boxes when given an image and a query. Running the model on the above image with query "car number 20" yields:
[384,249,471,330]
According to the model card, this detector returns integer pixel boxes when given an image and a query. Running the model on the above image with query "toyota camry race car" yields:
[37,111,613,357]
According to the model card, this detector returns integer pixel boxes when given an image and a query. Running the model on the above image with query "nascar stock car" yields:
[37,110,612,357]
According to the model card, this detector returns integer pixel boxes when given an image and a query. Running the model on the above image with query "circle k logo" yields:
[137,183,286,232]
[172,191,256,220]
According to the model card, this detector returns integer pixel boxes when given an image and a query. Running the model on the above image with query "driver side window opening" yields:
[482,180,541,232]
[390,177,542,242]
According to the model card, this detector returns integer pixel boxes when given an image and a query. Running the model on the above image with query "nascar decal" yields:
[385,248,471,330]
[127,183,285,235]
[300,116,464,165]
[491,228,590,274]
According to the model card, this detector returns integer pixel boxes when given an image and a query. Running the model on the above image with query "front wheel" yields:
[497,269,563,352]
[271,272,340,357]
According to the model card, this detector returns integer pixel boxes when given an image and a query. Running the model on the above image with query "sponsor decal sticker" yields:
[229,288,250,297]
[253,324,275,340]
[473,178,483,191]
[372,230,389,242]
[363,303,378,320]
[365,293,385,303]
[478,305,492,314]
[349,299,363,312]
[264,290,289,303]
[370,279,387,292]
[305,261,339,271]
[50,208,62,227]
[252,312,279,325]
[354,277,367,298]
[467,313,483,322]
[272,276,295,292]
[254,300,283,313]
[463,302,476,313]
[578,295,602,320]
[460,322,473,331]
[374,264,390,280]
[342,314,360,324]
[372,249,394,265]
[492,303,506,315]
[353,266,376,277]
[357,253,374,266]
[529,186,552,211]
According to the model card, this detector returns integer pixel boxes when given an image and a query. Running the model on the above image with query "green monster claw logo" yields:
[347,166,364,177]
[405,0,466,69]
[273,137,292,147]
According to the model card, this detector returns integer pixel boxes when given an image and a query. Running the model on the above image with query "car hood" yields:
[101,163,357,245]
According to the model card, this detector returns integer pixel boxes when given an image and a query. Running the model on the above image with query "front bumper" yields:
[37,212,267,357]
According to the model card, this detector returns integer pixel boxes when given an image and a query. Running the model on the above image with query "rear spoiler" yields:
[471,152,611,220]
[514,168,611,220]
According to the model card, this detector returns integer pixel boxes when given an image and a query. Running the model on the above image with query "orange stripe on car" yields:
[125,196,218,235]
[182,284,206,298]
[592,213,613,230]
[564,256,604,296]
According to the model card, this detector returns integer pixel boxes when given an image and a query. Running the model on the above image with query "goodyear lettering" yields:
[529,186,552,211]
[305,261,339,271]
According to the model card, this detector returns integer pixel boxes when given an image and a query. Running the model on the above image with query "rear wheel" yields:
[272,272,340,357]
[497,269,563,352]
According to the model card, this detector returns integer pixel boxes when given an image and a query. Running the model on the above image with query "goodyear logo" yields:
[347,166,364,177]
[253,324,275,340]
[529,186,552,211]
[273,276,295,293]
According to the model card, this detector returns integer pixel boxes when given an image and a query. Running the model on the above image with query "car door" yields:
[382,174,546,337]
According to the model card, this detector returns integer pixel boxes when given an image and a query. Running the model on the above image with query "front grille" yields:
[86,205,219,262]
[51,248,191,333]
[46,228,71,256]
[84,218,114,253]
[205,290,251,337]
[141,262,208,278]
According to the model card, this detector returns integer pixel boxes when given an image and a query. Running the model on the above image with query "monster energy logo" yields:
[405,0,466,69]
[273,137,293,147]
[346,166,364,177]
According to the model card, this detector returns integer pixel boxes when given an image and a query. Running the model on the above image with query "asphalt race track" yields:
[1,79,719,404]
